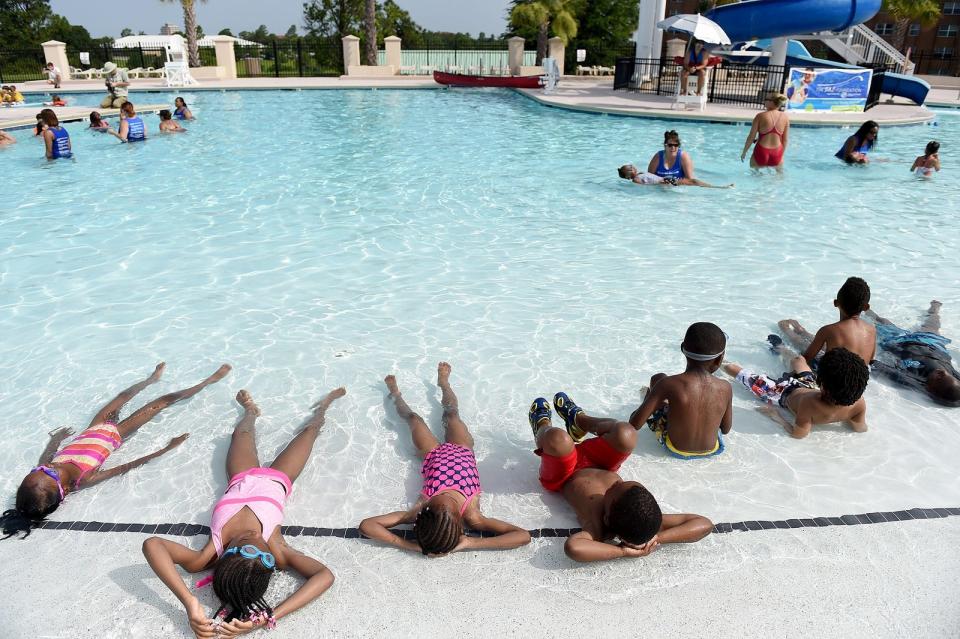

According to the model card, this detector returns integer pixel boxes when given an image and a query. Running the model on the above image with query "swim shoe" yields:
[553,392,587,442]
[767,334,783,353]
[528,397,552,438]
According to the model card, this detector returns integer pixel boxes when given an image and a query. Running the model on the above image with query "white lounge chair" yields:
[127,67,145,79]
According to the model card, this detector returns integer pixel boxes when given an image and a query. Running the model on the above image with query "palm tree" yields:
[364,0,377,65]
[883,0,940,52]
[161,0,206,67]
[510,0,579,65]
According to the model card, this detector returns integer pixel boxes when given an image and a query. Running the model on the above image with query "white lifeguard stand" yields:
[164,39,197,87]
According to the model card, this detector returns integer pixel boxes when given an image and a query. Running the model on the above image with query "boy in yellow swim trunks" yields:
[627,322,733,458]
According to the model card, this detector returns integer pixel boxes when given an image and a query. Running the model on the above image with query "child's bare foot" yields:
[384,375,401,397]
[148,362,166,383]
[236,390,260,416]
[312,387,347,413]
[437,361,452,385]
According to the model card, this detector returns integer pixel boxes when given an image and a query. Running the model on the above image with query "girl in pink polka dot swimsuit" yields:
[360,362,531,556]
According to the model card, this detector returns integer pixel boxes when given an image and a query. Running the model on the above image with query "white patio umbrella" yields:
[656,13,731,46]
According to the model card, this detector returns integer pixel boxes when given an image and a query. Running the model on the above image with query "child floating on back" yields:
[911,141,940,178]
[628,322,733,458]
[527,392,712,562]
[360,363,530,556]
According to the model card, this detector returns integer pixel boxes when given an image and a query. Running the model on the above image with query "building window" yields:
[944,2,960,15]
[937,24,958,37]
[934,47,954,58]
[909,24,921,36]
[874,23,894,35]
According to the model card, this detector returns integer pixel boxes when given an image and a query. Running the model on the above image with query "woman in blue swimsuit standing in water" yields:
[645,130,732,188]
[836,120,878,164]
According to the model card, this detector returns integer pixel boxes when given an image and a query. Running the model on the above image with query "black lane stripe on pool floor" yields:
[31,507,960,538]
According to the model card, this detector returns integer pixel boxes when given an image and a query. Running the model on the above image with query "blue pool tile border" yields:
[28,507,960,539]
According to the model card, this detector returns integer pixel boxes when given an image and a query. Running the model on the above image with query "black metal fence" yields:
[0,49,47,83]
[234,37,342,77]
[614,57,790,108]
[913,51,960,77]
[66,46,169,74]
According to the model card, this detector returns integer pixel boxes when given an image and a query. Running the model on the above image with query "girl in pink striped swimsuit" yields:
[142,387,344,637]
[360,362,531,556]
[1,362,230,540]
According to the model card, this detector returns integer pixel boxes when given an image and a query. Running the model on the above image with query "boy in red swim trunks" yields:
[528,395,713,562]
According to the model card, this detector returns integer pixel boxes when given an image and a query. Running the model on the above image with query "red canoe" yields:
[433,70,543,88]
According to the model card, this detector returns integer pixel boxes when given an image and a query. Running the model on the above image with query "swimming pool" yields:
[2,89,959,635]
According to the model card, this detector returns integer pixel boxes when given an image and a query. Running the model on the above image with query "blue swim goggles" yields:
[224,544,276,570]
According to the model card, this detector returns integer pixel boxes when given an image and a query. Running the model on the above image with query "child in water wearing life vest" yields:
[359,362,531,556]
[1,362,231,539]
[911,141,940,177]
[142,387,343,637]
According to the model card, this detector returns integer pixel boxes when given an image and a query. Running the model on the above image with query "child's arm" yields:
[38,427,73,464]
[628,382,667,429]
[757,405,811,438]
[358,510,422,553]
[142,537,217,638]
[910,157,921,171]
[846,403,868,433]
[719,385,733,435]
[457,515,531,551]
[80,434,189,488]
[801,327,828,364]
[658,513,714,543]
[564,530,657,562]
[220,543,334,636]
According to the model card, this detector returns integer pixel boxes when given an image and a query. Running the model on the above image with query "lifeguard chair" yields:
[164,40,198,87]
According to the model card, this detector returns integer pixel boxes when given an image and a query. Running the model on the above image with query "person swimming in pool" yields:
[526,393,713,562]
[174,96,195,120]
[359,362,530,556]
[0,130,15,146]
[39,108,72,160]
[723,347,869,439]
[118,101,147,142]
[88,111,111,131]
[159,109,186,133]
[910,140,940,177]
[0,362,230,540]
[836,120,878,164]
[866,300,960,407]
[741,92,790,171]
[643,131,733,188]
[142,386,343,637]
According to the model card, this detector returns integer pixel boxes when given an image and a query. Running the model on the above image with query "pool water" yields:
[1,89,959,537]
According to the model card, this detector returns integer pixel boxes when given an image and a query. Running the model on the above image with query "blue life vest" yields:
[125,116,146,142]
[655,149,685,179]
[49,126,71,159]
[835,135,872,160]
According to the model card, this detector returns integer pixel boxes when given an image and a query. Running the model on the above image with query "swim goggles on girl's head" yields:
[31,465,65,501]
[224,545,276,570]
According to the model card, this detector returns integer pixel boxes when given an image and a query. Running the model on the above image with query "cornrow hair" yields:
[212,553,274,622]
[1,481,63,540]
[817,347,869,406]
[414,505,462,556]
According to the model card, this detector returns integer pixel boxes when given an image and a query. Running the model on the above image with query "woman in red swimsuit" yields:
[741,92,790,171]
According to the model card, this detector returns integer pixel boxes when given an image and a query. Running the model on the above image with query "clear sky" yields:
[49,0,513,39]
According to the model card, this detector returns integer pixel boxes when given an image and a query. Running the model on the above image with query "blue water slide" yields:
[706,0,930,104]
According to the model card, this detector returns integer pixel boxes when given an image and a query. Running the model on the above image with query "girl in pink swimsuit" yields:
[360,362,530,556]
[142,387,345,637]
[1,362,230,540]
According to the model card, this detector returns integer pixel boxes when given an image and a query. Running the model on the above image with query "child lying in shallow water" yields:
[618,164,732,188]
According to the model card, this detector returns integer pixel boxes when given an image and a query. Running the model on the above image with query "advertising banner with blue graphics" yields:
[785,68,873,112]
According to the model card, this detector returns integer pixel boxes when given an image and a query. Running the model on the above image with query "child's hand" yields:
[620,535,659,557]
[185,596,216,638]
[167,433,190,449]
[217,618,261,637]
[48,427,73,439]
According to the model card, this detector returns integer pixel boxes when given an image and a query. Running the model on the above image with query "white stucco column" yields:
[208,35,236,79]
[508,36,525,75]
[41,40,71,80]
[548,37,565,75]
[342,35,361,74]
[384,35,401,72]
[767,37,789,90]
[635,0,667,59]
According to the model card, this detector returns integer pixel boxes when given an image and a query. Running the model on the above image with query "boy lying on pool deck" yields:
[528,396,713,562]
[723,346,869,439]
[626,322,733,458]
[866,300,960,407]
[774,276,876,368]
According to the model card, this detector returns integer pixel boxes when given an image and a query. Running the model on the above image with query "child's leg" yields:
[778,319,814,351]
[722,362,742,377]
[115,364,231,439]
[571,411,637,454]
[227,390,262,478]
[88,362,165,427]
[863,309,893,325]
[788,355,813,375]
[385,374,439,458]
[919,300,942,334]
[269,387,346,483]
[437,362,473,449]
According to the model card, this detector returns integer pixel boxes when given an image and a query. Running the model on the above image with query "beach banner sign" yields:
[785,68,873,112]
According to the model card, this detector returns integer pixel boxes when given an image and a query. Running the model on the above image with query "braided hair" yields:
[414,505,462,556]
[212,552,274,622]
[817,347,869,406]
[1,478,63,540]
